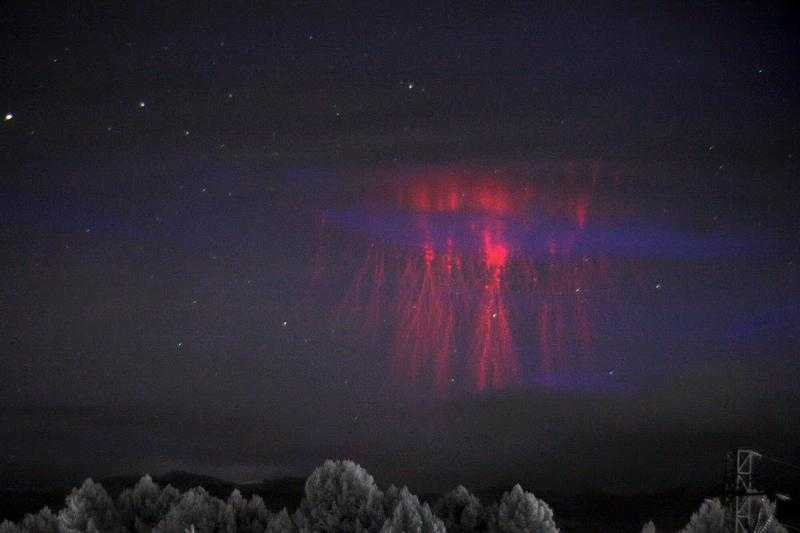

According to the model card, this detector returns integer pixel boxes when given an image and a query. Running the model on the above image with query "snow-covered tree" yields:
[381,486,445,533]
[492,484,558,533]
[117,475,181,532]
[59,478,124,532]
[483,503,500,532]
[754,498,789,533]
[0,521,20,533]
[20,506,60,533]
[154,486,234,533]
[641,520,656,533]
[266,508,295,533]
[434,485,483,532]
[383,485,401,518]
[228,489,271,533]
[294,460,385,532]
[680,498,727,533]
[681,497,787,533]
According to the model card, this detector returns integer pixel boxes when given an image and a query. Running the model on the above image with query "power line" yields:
[760,454,800,475]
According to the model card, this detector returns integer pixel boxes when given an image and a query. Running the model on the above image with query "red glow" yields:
[483,230,509,270]
[393,233,455,392]
[313,163,623,394]
[576,196,588,229]
[447,189,460,211]
[474,224,517,390]
[396,169,523,215]
[423,243,435,266]
[475,183,510,214]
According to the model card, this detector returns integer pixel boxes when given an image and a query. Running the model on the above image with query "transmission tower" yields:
[736,449,761,532]
[723,448,785,533]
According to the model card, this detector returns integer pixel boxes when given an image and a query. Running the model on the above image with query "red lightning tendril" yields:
[312,163,622,394]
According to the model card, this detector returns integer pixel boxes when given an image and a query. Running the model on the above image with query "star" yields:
[138,101,146,108]
[4,113,13,121]
[282,320,288,327]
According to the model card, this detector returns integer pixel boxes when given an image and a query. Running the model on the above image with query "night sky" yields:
[2,2,799,494]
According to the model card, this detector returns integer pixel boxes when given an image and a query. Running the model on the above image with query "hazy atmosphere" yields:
[2,2,799,531]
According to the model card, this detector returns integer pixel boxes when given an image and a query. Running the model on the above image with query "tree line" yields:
[0,459,787,532]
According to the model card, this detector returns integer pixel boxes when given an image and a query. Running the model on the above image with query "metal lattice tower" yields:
[723,448,783,533]
[735,449,761,532]
[723,448,797,533]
